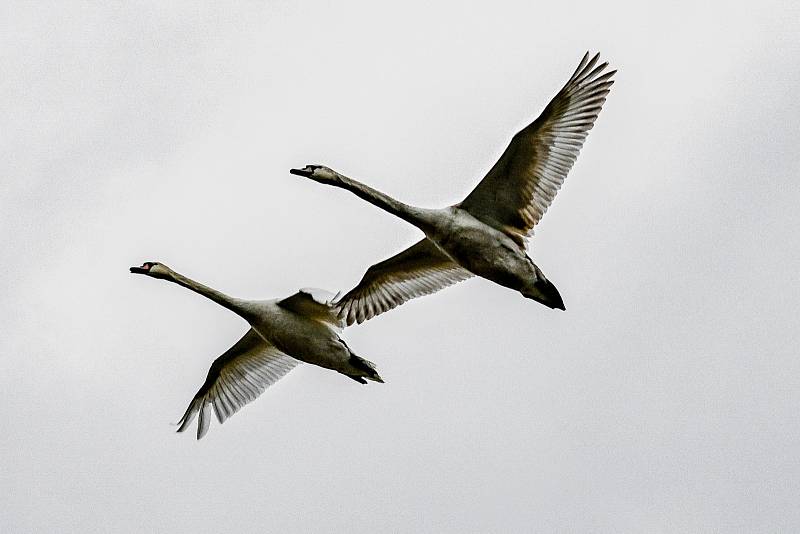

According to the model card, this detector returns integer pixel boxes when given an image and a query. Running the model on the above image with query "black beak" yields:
[130,262,155,274]
[290,167,313,178]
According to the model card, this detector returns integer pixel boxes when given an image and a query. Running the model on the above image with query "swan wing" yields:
[459,52,615,244]
[335,238,473,325]
[278,288,345,332]
[176,328,300,439]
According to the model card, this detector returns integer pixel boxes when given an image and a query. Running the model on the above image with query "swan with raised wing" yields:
[130,261,383,439]
[291,52,615,325]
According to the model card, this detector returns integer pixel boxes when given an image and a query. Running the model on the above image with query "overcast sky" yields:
[3,1,799,532]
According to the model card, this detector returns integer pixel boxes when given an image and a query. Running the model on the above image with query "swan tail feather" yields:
[348,354,385,383]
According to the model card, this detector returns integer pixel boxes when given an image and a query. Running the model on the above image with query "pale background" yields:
[2,1,799,532]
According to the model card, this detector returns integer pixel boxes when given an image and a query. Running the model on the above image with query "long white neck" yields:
[164,269,250,318]
[328,171,438,232]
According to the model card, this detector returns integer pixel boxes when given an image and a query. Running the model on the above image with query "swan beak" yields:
[289,167,313,178]
[130,262,155,274]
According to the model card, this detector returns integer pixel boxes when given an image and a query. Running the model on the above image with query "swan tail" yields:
[347,354,385,384]
[522,260,566,310]
[522,278,566,310]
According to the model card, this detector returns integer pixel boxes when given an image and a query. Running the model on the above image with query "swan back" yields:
[277,288,345,332]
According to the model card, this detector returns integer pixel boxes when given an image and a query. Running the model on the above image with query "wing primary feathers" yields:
[335,239,473,326]
[174,329,299,439]
[459,52,615,238]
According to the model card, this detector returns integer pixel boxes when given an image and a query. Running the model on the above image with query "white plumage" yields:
[293,52,615,324]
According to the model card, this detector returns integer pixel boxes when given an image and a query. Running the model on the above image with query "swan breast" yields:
[430,209,533,287]
[251,302,349,370]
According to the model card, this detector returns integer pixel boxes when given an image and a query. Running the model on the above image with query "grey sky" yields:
[2,1,799,532]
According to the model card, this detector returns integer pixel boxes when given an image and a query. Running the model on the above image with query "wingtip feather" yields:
[197,402,211,440]
[176,397,201,433]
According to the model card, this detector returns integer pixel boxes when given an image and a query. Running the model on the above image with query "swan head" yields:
[130,261,171,279]
[289,165,340,183]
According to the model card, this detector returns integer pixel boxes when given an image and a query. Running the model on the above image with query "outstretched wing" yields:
[278,288,345,332]
[176,329,299,439]
[335,238,473,325]
[459,52,615,244]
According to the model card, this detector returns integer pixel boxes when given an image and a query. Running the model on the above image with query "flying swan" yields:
[291,52,615,325]
[130,261,383,439]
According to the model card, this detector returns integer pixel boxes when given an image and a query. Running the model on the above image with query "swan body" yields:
[130,262,382,439]
[426,206,557,303]
[292,52,614,324]
[239,298,347,370]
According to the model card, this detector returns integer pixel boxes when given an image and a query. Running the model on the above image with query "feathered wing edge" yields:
[459,51,616,241]
[334,238,473,326]
[175,329,300,439]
